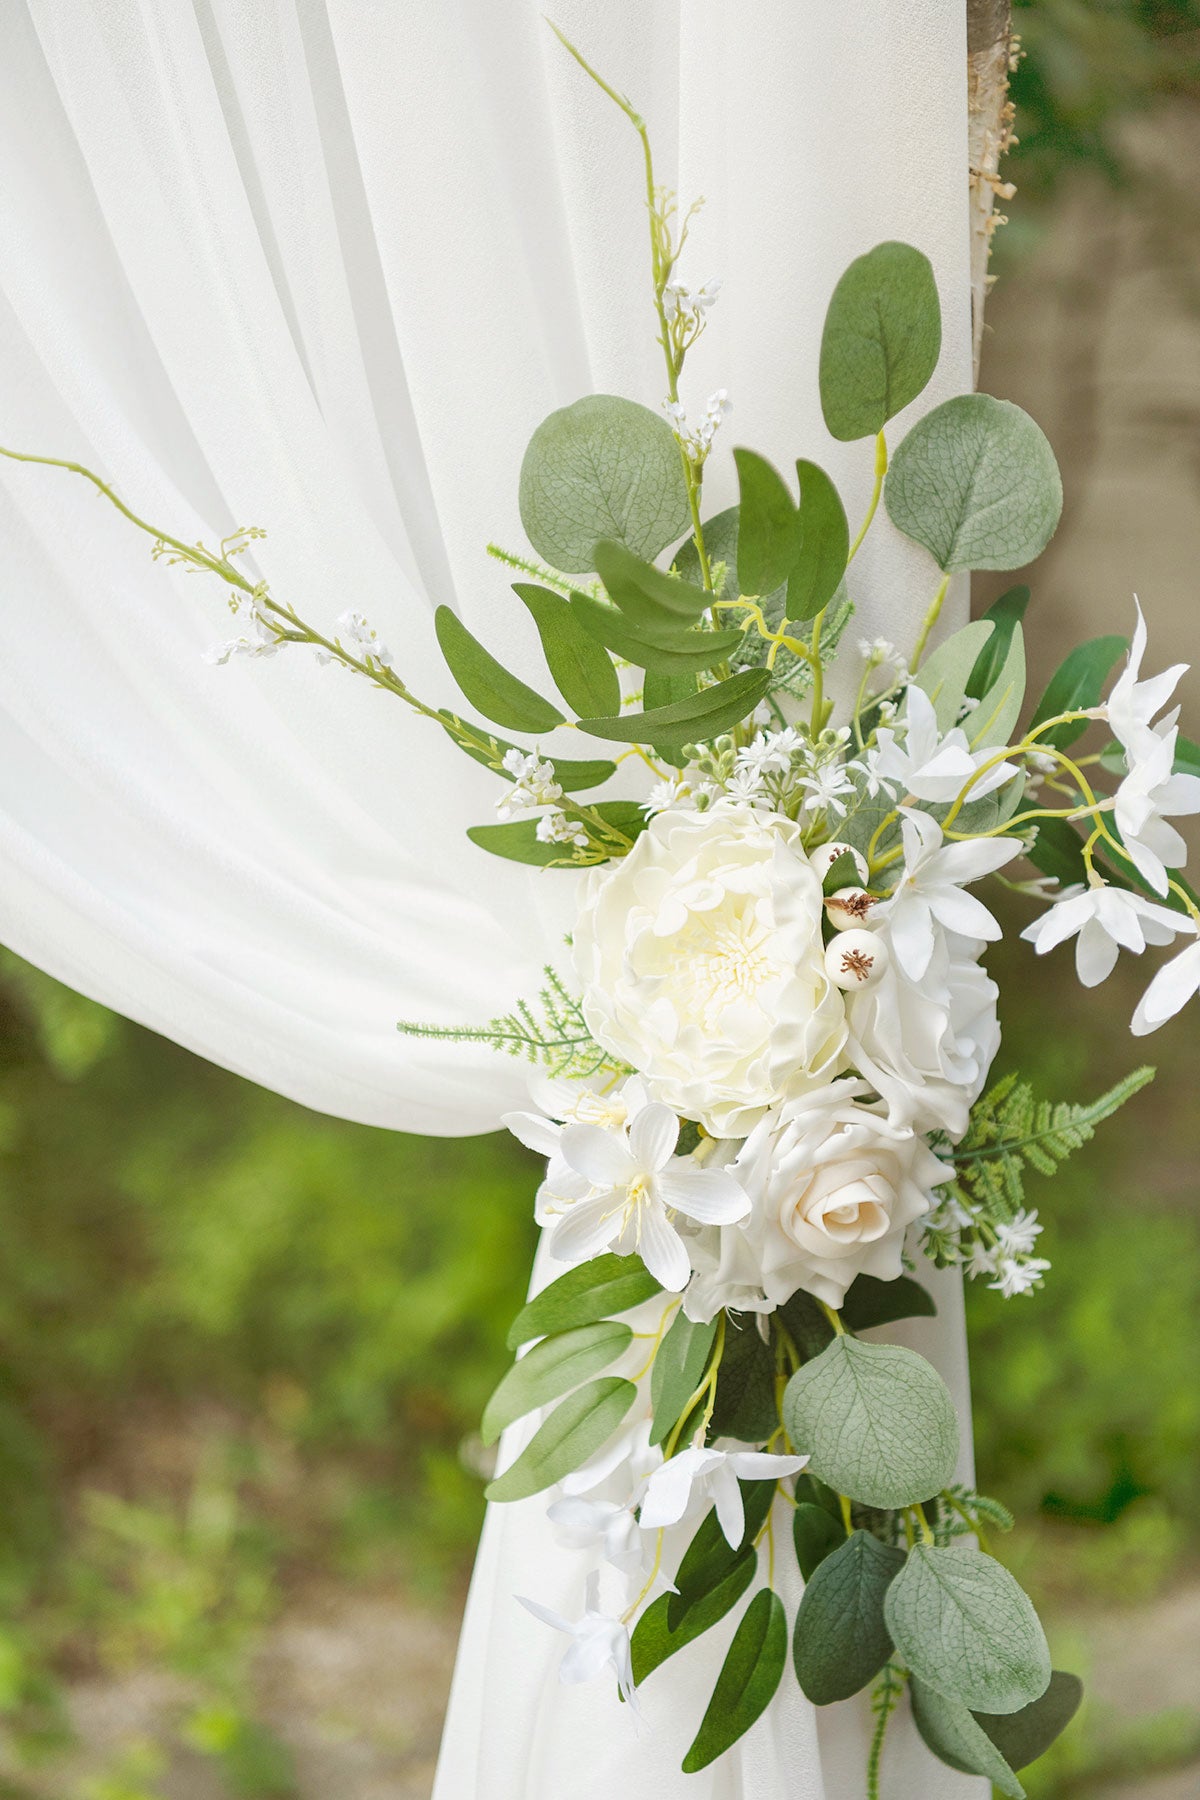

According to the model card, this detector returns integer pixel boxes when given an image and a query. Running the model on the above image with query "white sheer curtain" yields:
[0,2,984,1793]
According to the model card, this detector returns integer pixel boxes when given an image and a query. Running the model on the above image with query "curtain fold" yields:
[1,3,985,1792]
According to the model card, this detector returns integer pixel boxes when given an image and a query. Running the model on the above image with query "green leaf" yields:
[840,1273,937,1332]
[885,395,1063,572]
[512,583,619,716]
[884,1544,1051,1715]
[966,588,1030,699]
[1027,817,1088,889]
[910,1679,1025,1797]
[976,1670,1084,1771]
[1029,635,1127,749]
[649,1312,717,1446]
[631,1555,756,1685]
[792,1503,845,1581]
[595,539,710,625]
[787,460,850,622]
[782,1337,959,1510]
[670,1481,777,1626]
[481,1320,632,1446]
[967,622,1026,749]
[820,242,942,441]
[708,1316,778,1442]
[734,449,800,596]
[675,505,788,616]
[519,395,690,573]
[642,667,697,768]
[914,620,995,733]
[465,820,576,867]
[570,594,742,673]
[682,1589,787,1773]
[435,607,564,733]
[578,668,771,749]
[484,1376,636,1502]
[434,714,615,792]
[792,1530,906,1704]
[506,1254,661,1350]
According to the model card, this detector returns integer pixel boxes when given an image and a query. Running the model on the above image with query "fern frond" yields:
[950,1066,1155,1181]
[397,966,627,1080]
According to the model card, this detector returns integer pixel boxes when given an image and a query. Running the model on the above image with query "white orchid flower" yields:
[1021,882,1182,986]
[882,810,1022,981]
[517,1571,639,1714]
[540,1096,750,1291]
[546,1494,651,1577]
[1132,932,1200,1035]
[1112,725,1200,895]
[871,684,1018,805]
[638,1446,809,1549]
[1105,599,1188,751]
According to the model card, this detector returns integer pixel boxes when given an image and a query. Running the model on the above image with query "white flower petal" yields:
[561,1123,635,1187]
[627,1103,680,1173]
[656,1165,750,1225]
[635,1203,694,1292]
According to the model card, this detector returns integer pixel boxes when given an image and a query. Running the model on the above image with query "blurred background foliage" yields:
[1,5,1199,1796]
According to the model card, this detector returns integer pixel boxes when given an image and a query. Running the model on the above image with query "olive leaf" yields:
[631,1555,756,1684]
[519,395,690,572]
[481,1320,632,1445]
[435,607,564,733]
[787,460,849,622]
[506,1254,661,1350]
[485,1376,637,1502]
[734,448,801,596]
[650,1312,717,1445]
[682,1590,787,1773]
[578,668,771,750]
[512,583,619,716]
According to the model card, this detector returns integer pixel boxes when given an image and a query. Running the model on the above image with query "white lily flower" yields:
[517,1571,639,1713]
[638,1446,808,1549]
[882,810,1022,981]
[546,1495,651,1577]
[1021,883,1182,986]
[540,1095,750,1291]
[1105,599,1188,751]
[1132,933,1200,1035]
[871,684,1018,805]
[1112,725,1200,895]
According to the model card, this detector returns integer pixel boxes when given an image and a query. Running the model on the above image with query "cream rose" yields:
[685,1080,950,1315]
[572,804,846,1135]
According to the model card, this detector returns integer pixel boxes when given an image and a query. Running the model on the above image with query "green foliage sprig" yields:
[397,965,625,1081]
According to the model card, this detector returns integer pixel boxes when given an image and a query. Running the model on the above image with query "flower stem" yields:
[910,572,951,671]
[848,431,888,565]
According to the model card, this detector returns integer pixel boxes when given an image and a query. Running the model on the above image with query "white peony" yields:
[572,804,847,1136]
[686,1081,950,1315]
[844,929,1001,1139]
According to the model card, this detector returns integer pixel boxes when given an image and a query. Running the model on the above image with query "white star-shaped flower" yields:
[882,810,1022,980]
[518,1571,639,1713]
[1105,599,1188,751]
[871,684,1018,805]
[638,1446,808,1548]
[1132,932,1200,1035]
[546,1495,651,1577]
[1021,883,1182,986]
[1112,725,1200,895]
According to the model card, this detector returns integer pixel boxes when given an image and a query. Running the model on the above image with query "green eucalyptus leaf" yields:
[434,714,614,792]
[708,1316,778,1443]
[967,622,1026,749]
[1029,635,1127,749]
[481,1320,632,1446]
[670,1481,777,1626]
[792,1503,845,1581]
[650,1312,717,1446]
[578,668,771,749]
[910,1679,1025,1797]
[570,594,742,673]
[512,583,619,716]
[631,1555,756,1685]
[884,1544,1052,1715]
[820,241,942,441]
[519,396,690,572]
[595,539,710,624]
[885,395,1063,572]
[782,1337,959,1510]
[787,459,850,622]
[966,588,1030,699]
[435,607,564,733]
[914,620,995,733]
[734,448,801,596]
[976,1670,1084,1770]
[841,1273,937,1332]
[507,1255,661,1350]
[792,1530,905,1704]
[682,1589,787,1774]
[485,1376,637,1502]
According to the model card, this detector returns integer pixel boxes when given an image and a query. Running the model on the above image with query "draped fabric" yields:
[0,2,984,1793]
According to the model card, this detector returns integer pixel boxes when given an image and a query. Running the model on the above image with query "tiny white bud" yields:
[824,928,888,991]
[825,886,879,931]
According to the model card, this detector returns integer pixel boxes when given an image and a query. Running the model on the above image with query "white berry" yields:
[825,885,879,931]
[824,928,888,990]
[809,840,869,886]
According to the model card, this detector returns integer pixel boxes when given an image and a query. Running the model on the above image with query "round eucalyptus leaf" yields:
[885,394,1062,573]
[782,1336,959,1510]
[820,241,942,441]
[519,395,690,573]
[885,1544,1052,1716]
[911,1679,1025,1797]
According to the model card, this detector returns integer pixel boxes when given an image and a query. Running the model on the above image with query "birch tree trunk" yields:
[968,0,1016,381]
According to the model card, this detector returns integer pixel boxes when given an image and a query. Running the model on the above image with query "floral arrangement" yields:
[5,28,1199,1799]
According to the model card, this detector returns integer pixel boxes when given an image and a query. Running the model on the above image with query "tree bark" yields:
[967,0,1015,382]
